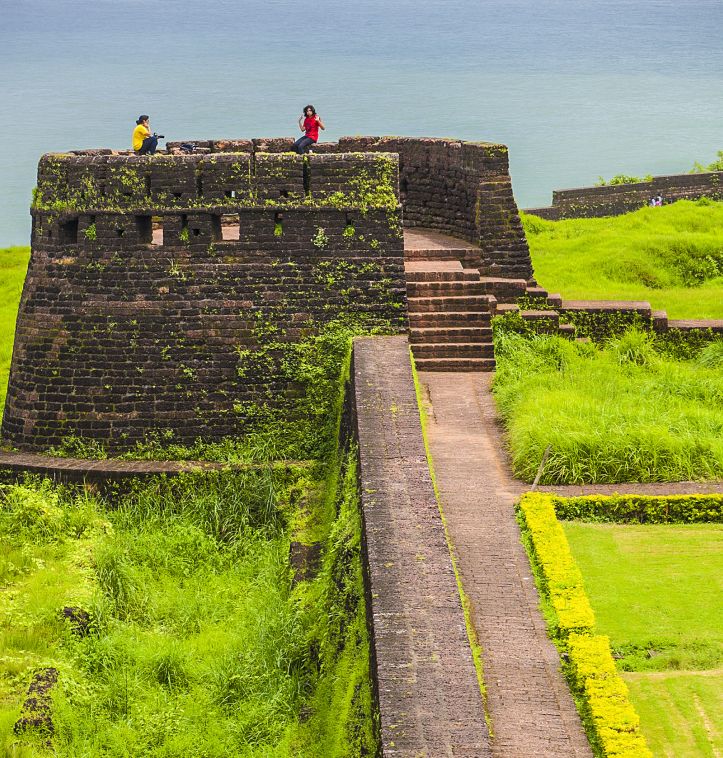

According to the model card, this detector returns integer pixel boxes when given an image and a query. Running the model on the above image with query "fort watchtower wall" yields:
[3,137,531,451]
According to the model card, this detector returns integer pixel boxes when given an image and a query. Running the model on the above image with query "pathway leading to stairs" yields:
[419,371,594,758]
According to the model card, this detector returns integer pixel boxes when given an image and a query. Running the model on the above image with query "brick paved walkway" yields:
[419,371,593,758]
[354,337,491,756]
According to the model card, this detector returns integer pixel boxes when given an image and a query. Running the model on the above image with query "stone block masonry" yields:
[526,170,723,219]
[4,136,534,451]
[4,148,407,451]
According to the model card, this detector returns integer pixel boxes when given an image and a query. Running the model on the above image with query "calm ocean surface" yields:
[2,0,722,246]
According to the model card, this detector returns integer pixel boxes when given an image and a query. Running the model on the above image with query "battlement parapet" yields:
[33,151,399,214]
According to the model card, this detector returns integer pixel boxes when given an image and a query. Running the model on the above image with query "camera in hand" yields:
[154,133,165,139]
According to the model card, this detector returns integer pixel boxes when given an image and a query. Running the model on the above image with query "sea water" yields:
[1,0,722,246]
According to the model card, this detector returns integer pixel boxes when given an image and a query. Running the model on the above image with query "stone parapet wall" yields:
[352,336,490,755]
[34,150,398,212]
[168,135,534,280]
[526,171,723,219]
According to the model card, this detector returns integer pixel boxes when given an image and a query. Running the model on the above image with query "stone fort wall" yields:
[2,137,531,451]
[526,170,723,219]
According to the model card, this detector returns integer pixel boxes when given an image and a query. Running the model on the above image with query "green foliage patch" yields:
[0,247,30,417]
[493,329,723,484]
[0,454,377,756]
[522,201,723,319]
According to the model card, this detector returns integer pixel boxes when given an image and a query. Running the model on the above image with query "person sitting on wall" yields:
[292,105,325,154]
[132,115,161,155]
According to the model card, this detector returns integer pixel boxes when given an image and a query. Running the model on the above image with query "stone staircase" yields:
[405,260,495,371]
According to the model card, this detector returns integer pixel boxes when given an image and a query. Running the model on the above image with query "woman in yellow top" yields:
[132,115,158,155]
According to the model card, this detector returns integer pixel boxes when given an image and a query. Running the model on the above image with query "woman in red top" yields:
[293,105,325,154]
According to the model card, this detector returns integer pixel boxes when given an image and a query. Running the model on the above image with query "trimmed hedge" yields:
[552,493,723,524]
[518,492,653,757]
[567,634,652,758]
[518,492,595,636]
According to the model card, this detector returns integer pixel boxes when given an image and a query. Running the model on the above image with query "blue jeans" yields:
[137,135,158,155]
[292,136,315,154]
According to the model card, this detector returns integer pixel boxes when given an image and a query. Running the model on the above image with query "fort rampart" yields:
[3,137,531,451]
[526,170,723,219]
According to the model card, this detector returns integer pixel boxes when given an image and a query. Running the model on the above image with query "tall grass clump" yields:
[0,246,30,415]
[522,201,723,319]
[493,328,723,484]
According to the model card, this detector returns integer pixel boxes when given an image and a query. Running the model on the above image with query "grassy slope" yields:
[0,247,30,416]
[564,522,723,757]
[523,201,723,319]
[0,465,376,757]
[493,331,723,483]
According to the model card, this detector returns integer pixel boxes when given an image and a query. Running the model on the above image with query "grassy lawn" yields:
[564,521,722,756]
[0,247,30,416]
[523,200,723,319]
[622,671,722,758]
[493,330,723,483]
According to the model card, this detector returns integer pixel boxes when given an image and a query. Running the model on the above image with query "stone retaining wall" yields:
[526,171,723,219]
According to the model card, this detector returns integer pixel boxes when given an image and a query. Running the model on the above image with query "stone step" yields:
[479,277,528,302]
[407,281,485,297]
[409,327,492,343]
[520,310,560,322]
[547,293,563,307]
[408,295,495,314]
[409,311,492,327]
[405,248,475,262]
[525,286,549,300]
[413,357,496,372]
[405,270,477,283]
[495,303,519,315]
[413,342,495,359]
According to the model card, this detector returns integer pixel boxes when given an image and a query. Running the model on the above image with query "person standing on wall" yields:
[132,115,160,155]
[292,105,325,154]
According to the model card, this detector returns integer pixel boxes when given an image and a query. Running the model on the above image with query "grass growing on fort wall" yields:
[0,247,30,416]
[564,521,722,755]
[492,328,723,484]
[523,200,723,319]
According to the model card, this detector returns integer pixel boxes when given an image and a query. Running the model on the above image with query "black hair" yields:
[303,105,316,117]
[136,115,149,125]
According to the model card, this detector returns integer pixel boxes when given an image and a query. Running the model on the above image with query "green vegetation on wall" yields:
[522,200,723,319]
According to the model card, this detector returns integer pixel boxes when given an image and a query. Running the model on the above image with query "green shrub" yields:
[567,634,652,758]
[552,493,723,523]
[517,493,595,637]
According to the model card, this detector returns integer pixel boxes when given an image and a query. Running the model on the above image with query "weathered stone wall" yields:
[526,171,723,219]
[3,150,405,451]
[168,136,534,280]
